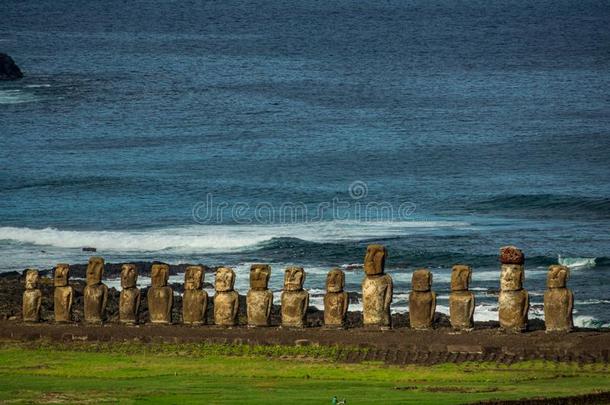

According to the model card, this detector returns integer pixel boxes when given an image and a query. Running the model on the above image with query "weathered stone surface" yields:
[409,269,436,330]
[183,265,208,325]
[499,290,529,332]
[247,264,272,327]
[53,264,73,323]
[362,274,393,328]
[119,264,140,325]
[281,267,309,328]
[544,265,573,333]
[364,244,387,276]
[148,263,173,324]
[83,257,108,324]
[500,246,524,265]
[500,264,524,291]
[449,265,474,331]
[324,268,348,328]
[214,267,238,326]
[0,53,23,80]
[22,269,41,322]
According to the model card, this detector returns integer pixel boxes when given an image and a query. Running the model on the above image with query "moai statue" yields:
[324,268,349,328]
[498,246,529,332]
[53,264,73,323]
[119,264,140,325]
[409,269,436,330]
[22,269,42,323]
[544,265,573,333]
[246,264,273,327]
[183,265,208,325]
[214,267,239,326]
[83,257,108,324]
[281,266,309,328]
[148,263,173,324]
[449,264,475,331]
[362,244,393,329]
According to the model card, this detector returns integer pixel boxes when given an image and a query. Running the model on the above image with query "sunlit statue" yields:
[246,264,273,327]
[409,269,436,330]
[214,267,239,326]
[148,263,173,324]
[544,264,573,333]
[362,244,393,329]
[53,263,73,323]
[83,256,108,324]
[183,265,208,325]
[449,264,475,331]
[281,266,309,328]
[498,246,529,332]
[119,264,140,325]
[22,269,42,323]
[324,268,349,328]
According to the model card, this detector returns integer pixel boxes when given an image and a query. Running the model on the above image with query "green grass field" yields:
[0,341,608,404]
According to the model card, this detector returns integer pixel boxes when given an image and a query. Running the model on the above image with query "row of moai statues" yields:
[22,245,574,332]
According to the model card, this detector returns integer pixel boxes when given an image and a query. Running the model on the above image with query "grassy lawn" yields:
[0,341,608,404]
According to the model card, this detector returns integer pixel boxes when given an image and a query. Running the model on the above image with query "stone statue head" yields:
[412,268,432,292]
[120,264,138,289]
[364,244,387,276]
[500,246,524,265]
[215,267,235,292]
[25,269,39,290]
[500,264,524,291]
[284,266,305,291]
[151,263,169,288]
[249,264,270,290]
[54,264,70,287]
[185,265,204,290]
[451,264,472,291]
[326,268,345,293]
[547,264,569,289]
[86,256,105,286]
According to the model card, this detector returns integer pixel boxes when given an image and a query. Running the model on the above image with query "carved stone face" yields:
[500,246,524,265]
[500,264,523,291]
[185,266,204,290]
[250,264,270,290]
[86,256,104,286]
[54,264,70,287]
[121,264,138,289]
[326,269,345,293]
[412,269,432,292]
[547,265,569,289]
[215,267,235,292]
[364,244,386,276]
[284,266,305,291]
[451,265,471,291]
[151,264,169,288]
[25,269,39,289]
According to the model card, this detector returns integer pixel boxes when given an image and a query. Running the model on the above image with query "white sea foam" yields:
[0,221,469,253]
[558,255,596,269]
[0,89,40,104]
[25,84,51,88]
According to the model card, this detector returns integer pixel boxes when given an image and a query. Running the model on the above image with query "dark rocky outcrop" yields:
[0,53,23,80]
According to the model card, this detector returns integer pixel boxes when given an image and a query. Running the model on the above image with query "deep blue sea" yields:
[1,0,609,326]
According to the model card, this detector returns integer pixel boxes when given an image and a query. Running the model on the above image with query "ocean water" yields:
[1,0,609,327]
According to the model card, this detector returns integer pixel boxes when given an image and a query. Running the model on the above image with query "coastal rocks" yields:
[498,247,529,332]
[22,269,41,322]
[246,264,273,327]
[182,265,208,325]
[0,53,23,80]
[449,265,475,331]
[544,265,573,333]
[362,245,393,329]
[214,267,239,326]
[323,268,349,328]
[281,267,309,328]
[148,264,173,324]
[83,257,109,324]
[53,264,74,323]
[119,264,140,325]
[409,269,436,330]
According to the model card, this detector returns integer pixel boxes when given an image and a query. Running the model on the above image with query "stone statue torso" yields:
[54,286,73,323]
[409,291,436,329]
[119,288,140,324]
[324,292,348,326]
[183,289,208,325]
[247,289,273,326]
[449,291,475,330]
[499,289,529,331]
[362,274,392,326]
[214,291,239,326]
[84,284,108,323]
[544,289,573,332]
[281,290,308,327]
[148,286,173,324]
[22,289,41,322]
